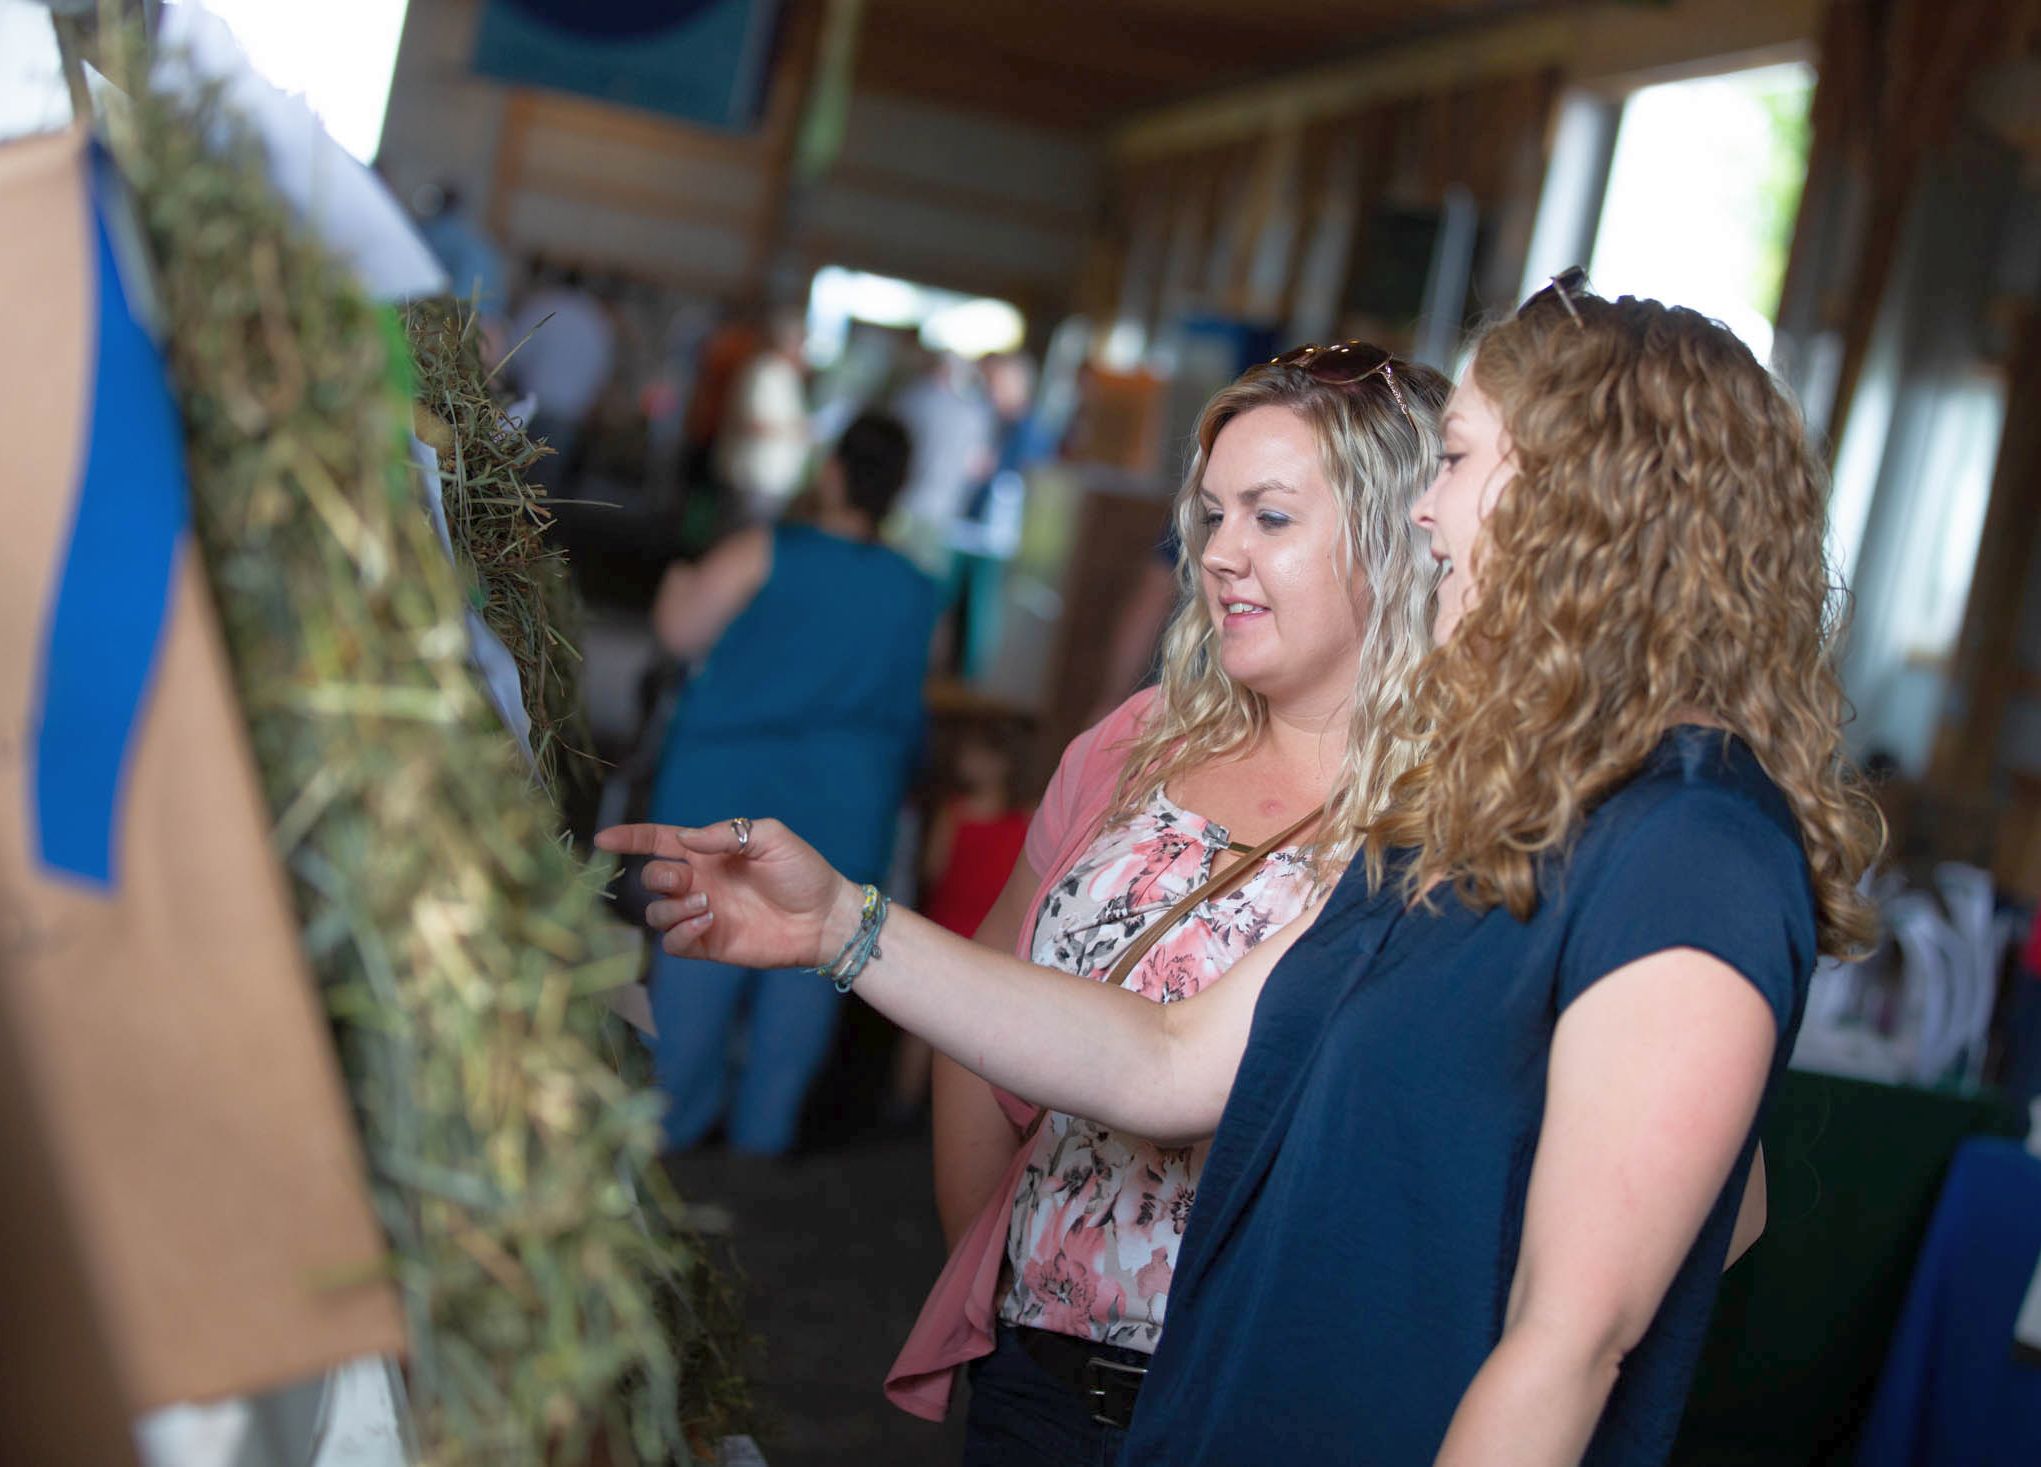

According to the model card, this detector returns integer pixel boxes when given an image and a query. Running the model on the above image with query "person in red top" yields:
[888,719,1037,1118]
[923,720,1035,938]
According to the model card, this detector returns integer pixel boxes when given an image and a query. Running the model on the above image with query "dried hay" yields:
[101,50,749,1466]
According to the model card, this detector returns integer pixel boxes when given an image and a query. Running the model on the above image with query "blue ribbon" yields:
[29,151,189,889]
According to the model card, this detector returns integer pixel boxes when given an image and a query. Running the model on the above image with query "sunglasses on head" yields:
[1518,265,1593,326]
[1267,340,1417,429]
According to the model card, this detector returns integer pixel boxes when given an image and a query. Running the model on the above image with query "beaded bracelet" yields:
[817,883,889,994]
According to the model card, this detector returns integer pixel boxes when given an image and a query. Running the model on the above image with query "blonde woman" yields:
[910,345,1447,1460]
[600,277,1872,1464]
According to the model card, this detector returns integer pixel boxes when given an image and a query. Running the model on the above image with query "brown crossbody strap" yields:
[1100,802,1325,990]
[1010,803,1324,1147]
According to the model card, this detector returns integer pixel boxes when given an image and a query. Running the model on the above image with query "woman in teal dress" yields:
[644,411,937,1155]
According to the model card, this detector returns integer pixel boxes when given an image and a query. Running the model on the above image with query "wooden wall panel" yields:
[500,192,756,286]
[1094,62,1558,351]
[379,1,1105,310]
[517,126,769,218]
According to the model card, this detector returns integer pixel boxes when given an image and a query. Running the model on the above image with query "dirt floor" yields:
[667,1010,971,1467]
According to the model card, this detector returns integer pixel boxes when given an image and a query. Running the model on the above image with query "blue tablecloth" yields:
[1856,1137,2041,1466]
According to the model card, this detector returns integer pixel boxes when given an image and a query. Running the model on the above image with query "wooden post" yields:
[484,89,535,240]
[747,0,831,300]
[1923,303,2041,847]
[1816,0,2018,464]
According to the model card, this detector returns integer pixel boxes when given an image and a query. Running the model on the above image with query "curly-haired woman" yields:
[602,276,1881,1465]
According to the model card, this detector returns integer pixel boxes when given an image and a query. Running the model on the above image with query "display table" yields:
[1671,1070,2018,1465]
[1853,1137,2041,1465]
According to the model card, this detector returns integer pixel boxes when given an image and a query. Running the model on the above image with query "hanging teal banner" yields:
[474,0,783,132]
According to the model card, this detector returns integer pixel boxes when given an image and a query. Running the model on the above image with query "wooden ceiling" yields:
[853,0,1551,130]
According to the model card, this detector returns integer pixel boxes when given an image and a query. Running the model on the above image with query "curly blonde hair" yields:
[1110,353,1451,872]
[1365,290,1883,957]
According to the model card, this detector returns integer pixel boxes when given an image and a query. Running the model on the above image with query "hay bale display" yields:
[91,42,748,1467]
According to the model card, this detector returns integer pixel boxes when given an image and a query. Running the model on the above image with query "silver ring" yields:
[730,817,752,854]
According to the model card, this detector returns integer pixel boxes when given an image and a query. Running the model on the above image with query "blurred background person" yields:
[505,261,617,494]
[411,179,507,352]
[886,712,1038,1124]
[679,302,763,498]
[642,410,938,1157]
[714,304,812,523]
[888,349,997,577]
[943,350,1041,679]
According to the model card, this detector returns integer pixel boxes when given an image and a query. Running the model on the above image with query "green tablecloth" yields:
[1671,1069,2019,1466]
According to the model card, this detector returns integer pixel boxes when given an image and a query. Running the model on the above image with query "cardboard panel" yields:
[0,126,403,1410]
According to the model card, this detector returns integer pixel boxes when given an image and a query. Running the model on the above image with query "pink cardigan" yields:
[884,688,1159,1421]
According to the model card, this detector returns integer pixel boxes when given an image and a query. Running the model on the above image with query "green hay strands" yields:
[404,297,591,802]
[105,54,748,1466]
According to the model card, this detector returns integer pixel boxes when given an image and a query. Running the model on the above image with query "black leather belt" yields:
[1010,1325,1150,1429]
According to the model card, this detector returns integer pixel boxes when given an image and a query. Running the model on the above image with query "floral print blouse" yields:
[996,786,1316,1350]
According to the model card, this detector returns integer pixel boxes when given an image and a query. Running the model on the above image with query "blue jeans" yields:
[963,1326,1131,1467]
[647,950,842,1156]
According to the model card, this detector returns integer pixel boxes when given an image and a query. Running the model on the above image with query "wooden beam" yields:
[1285,122,1365,341]
[513,169,764,231]
[744,0,827,295]
[868,0,1392,85]
[823,160,1093,232]
[1237,119,1304,320]
[1154,160,1217,327]
[490,237,749,298]
[1822,0,2022,469]
[1111,0,1822,160]
[853,14,1166,128]
[1925,304,2041,823]
[521,87,770,165]
[1970,56,2041,159]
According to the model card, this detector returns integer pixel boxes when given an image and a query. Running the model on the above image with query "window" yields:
[199,0,412,164]
[0,0,70,142]
[805,266,1024,363]
[1587,62,1815,362]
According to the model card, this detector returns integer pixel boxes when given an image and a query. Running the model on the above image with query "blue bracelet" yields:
[818,884,889,993]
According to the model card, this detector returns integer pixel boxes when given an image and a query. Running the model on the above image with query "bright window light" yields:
[1589,62,1814,364]
[185,0,411,164]
[1100,319,1148,371]
[0,0,71,141]
[922,297,1025,358]
[807,266,1024,362]
[1905,373,2005,658]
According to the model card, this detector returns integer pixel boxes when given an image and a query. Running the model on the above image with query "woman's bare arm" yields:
[930,858,1037,1247]
[651,526,770,660]
[1432,949,1777,1466]
[597,819,1311,1144]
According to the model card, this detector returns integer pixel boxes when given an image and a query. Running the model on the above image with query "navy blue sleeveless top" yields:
[650,524,936,885]
[1120,727,1819,1466]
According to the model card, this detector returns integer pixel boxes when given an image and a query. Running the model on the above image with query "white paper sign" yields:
[155,3,446,303]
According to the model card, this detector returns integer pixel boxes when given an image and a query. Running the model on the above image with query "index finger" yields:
[594,823,696,860]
